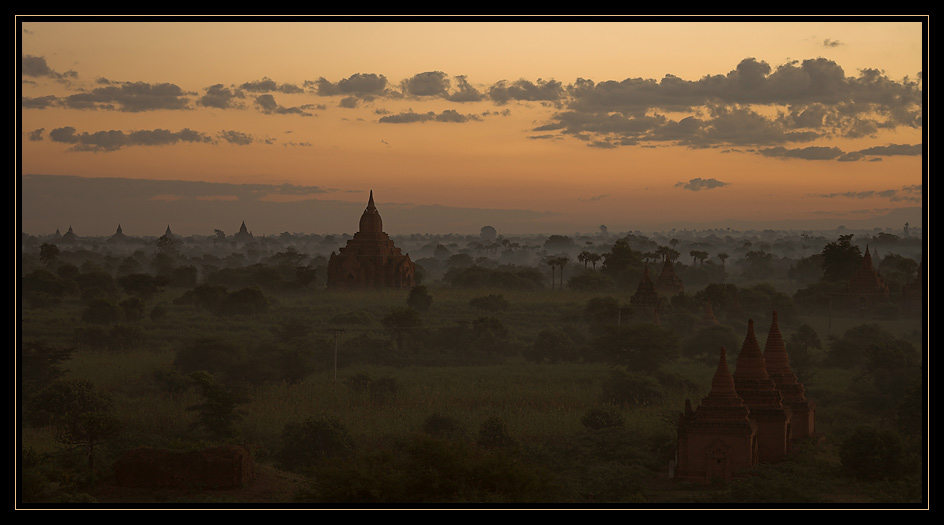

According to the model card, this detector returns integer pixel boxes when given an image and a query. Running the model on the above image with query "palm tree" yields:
[717,252,729,267]
[556,256,569,290]
[545,257,557,290]
[588,253,601,270]
[578,251,591,269]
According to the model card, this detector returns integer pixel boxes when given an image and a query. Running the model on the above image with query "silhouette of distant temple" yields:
[234,221,254,243]
[847,245,889,311]
[655,256,684,296]
[326,191,416,290]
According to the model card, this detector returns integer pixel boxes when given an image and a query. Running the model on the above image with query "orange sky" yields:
[18,17,925,236]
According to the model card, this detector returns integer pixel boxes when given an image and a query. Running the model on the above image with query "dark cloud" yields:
[49,126,212,151]
[316,73,389,100]
[489,79,565,105]
[855,143,922,156]
[253,94,313,116]
[240,77,304,94]
[21,54,76,79]
[28,128,44,141]
[218,130,253,145]
[378,109,481,124]
[812,185,922,203]
[401,71,449,97]
[198,84,244,109]
[675,178,729,191]
[21,95,58,109]
[61,81,190,112]
[758,146,844,160]
[447,75,485,102]
[823,39,843,48]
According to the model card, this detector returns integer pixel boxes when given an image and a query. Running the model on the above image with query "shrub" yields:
[469,294,510,312]
[277,415,354,473]
[407,285,433,312]
[422,412,467,441]
[600,370,665,407]
[839,426,906,481]
[581,406,625,430]
[477,416,518,450]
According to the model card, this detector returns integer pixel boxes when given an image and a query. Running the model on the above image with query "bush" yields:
[277,415,354,473]
[469,294,510,312]
[477,416,518,450]
[839,426,906,481]
[407,285,433,312]
[600,370,664,407]
[422,412,467,441]
[581,406,625,430]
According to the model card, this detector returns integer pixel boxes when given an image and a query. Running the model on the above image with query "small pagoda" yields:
[655,256,684,297]
[630,263,663,322]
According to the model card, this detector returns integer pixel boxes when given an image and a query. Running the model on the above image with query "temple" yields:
[674,313,815,483]
[326,191,416,290]
[847,245,889,311]
[630,263,663,320]
[655,256,684,297]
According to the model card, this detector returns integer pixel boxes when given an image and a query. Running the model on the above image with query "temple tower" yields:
[675,346,758,483]
[733,319,792,463]
[655,256,684,297]
[326,191,416,290]
[847,245,889,311]
[762,311,815,441]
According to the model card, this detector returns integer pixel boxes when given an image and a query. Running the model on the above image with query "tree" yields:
[39,243,60,266]
[407,285,433,312]
[477,416,518,450]
[555,256,569,289]
[117,273,167,301]
[525,328,578,363]
[29,379,121,471]
[383,307,423,351]
[186,371,247,439]
[277,415,355,473]
[480,225,497,241]
[717,252,729,267]
[545,257,557,290]
[822,234,862,282]
[595,322,680,372]
[839,426,906,481]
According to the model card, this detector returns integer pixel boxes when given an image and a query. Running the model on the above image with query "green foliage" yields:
[117,273,167,300]
[594,322,680,372]
[28,379,121,470]
[81,298,123,325]
[839,426,906,481]
[826,322,896,367]
[444,264,545,290]
[39,243,60,266]
[525,327,579,363]
[822,233,862,282]
[277,415,354,473]
[422,412,467,441]
[186,371,248,440]
[328,310,374,325]
[682,324,740,362]
[567,270,616,291]
[580,405,625,430]
[119,296,146,322]
[216,287,268,316]
[406,285,433,312]
[469,294,509,312]
[21,340,72,396]
[477,415,518,450]
[600,370,664,407]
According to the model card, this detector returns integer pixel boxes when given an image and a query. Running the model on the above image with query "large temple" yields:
[326,191,416,290]
[673,312,815,483]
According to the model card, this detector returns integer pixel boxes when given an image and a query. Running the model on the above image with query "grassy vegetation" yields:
[18,264,926,506]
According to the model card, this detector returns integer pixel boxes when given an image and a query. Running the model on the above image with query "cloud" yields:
[254,94,313,116]
[61,81,191,112]
[218,130,254,145]
[48,126,212,151]
[378,109,481,124]
[198,84,244,109]
[28,128,44,141]
[21,95,58,109]
[823,38,843,48]
[21,54,76,80]
[675,178,729,191]
[758,145,845,160]
[488,78,565,105]
[315,73,389,99]
[240,77,304,94]
[854,143,923,156]
[401,71,450,97]
[810,185,922,203]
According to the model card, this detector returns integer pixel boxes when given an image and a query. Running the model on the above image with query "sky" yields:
[18,17,926,237]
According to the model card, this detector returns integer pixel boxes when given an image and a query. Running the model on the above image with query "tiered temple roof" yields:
[732,319,792,463]
[762,311,815,441]
[655,256,684,296]
[326,191,416,290]
[847,245,889,310]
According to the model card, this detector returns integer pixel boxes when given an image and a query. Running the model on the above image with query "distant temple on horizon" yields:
[325,191,416,290]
